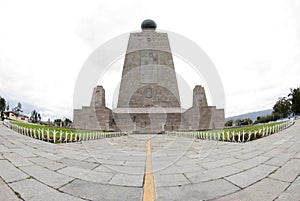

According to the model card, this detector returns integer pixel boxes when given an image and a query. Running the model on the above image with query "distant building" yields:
[3,111,29,123]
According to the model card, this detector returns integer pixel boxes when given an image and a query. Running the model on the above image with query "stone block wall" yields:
[183,85,225,130]
[73,86,113,131]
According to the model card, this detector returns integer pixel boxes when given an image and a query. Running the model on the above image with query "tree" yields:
[53,118,72,127]
[254,113,280,124]
[29,110,41,123]
[12,102,23,114]
[235,118,253,126]
[242,118,253,125]
[0,96,6,112]
[225,120,233,127]
[235,119,242,126]
[54,119,62,127]
[6,102,9,111]
[273,97,292,118]
[64,118,72,127]
[289,87,300,115]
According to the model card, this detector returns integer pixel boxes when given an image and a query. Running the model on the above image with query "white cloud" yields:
[0,0,299,119]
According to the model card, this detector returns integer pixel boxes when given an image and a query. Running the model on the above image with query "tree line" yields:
[255,87,300,124]
[0,96,72,127]
[226,87,300,126]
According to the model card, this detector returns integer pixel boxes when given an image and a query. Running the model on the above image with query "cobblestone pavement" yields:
[0,120,299,201]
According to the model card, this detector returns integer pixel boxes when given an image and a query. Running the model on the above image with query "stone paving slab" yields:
[124,160,146,167]
[55,157,99,170]
[3,153,33,167]
[55,150,90,161]
[0,145,11,152]
[185,165,242,183]
[200,157,241,169]
[175,163,206,174]
[234,150,265,159]
[94,164,145,174]
[0,178,20,201]
[0,160,29,183]
[58,166,114,184]
[1,120,300,200]
[96,158,126,166]
[156,179,240,201]
[92,164,116,172]
[225,164,278,188]
[276,176,300,201]
[269,159,300,182]
[9,178,82,201]
[264,152,295,167]
[60,179,142,201]
[9,148,36,158]
[215,178,289,201]
[109,173,144,187]
[20,165,73,188]
[232,155,270,170]
[152,164,181,174]
[34,150,64,160]
[28,156,66,170]
[154,173,191,187]
[295,152,300,159]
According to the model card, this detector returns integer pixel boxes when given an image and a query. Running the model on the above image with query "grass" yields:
[7,119,291,143]
[10,121,80,133]
[222,122,282,133]
[213,121,284,139]
[9,120,121,143]
[169,121,290,142]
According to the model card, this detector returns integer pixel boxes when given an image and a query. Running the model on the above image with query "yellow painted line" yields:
[143,135,155,201]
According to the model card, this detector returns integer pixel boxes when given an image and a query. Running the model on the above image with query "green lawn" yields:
[11,121,79,133]
[9,120,125,143]
[168,121,293,142]
[6,119,293,143]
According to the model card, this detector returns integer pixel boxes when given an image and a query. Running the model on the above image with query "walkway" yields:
[0,120,299,201]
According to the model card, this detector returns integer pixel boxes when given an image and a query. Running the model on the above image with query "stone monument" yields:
[73,19,225,132]
[73,86,113,130]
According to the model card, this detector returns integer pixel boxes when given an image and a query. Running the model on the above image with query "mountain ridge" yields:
[226,109,273,122]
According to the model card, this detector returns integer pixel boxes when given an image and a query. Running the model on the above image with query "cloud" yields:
[1,0,300,120]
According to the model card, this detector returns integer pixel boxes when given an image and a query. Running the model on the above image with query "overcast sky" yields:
[0,0,299,121]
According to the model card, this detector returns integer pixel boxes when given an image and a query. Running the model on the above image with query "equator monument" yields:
[73,19,225,133]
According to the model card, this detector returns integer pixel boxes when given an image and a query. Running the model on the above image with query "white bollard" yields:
[242,130,245,142]
[75,133,78,142]
[46,129,50,142]
[52,130,57,143]
[70,132,73,142]
[232,131,235,142]
[41,129,45,140]
[64,131,68,143]
[37,129,41,140]
[247,132,252,141]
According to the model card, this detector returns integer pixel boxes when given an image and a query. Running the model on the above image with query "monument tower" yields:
[73,20,225,132]
[113,19,184,132]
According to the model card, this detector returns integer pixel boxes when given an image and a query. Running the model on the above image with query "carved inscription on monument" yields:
[141,50,158,83]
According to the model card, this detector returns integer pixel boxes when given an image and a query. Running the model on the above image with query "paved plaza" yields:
[0,120,299,201]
